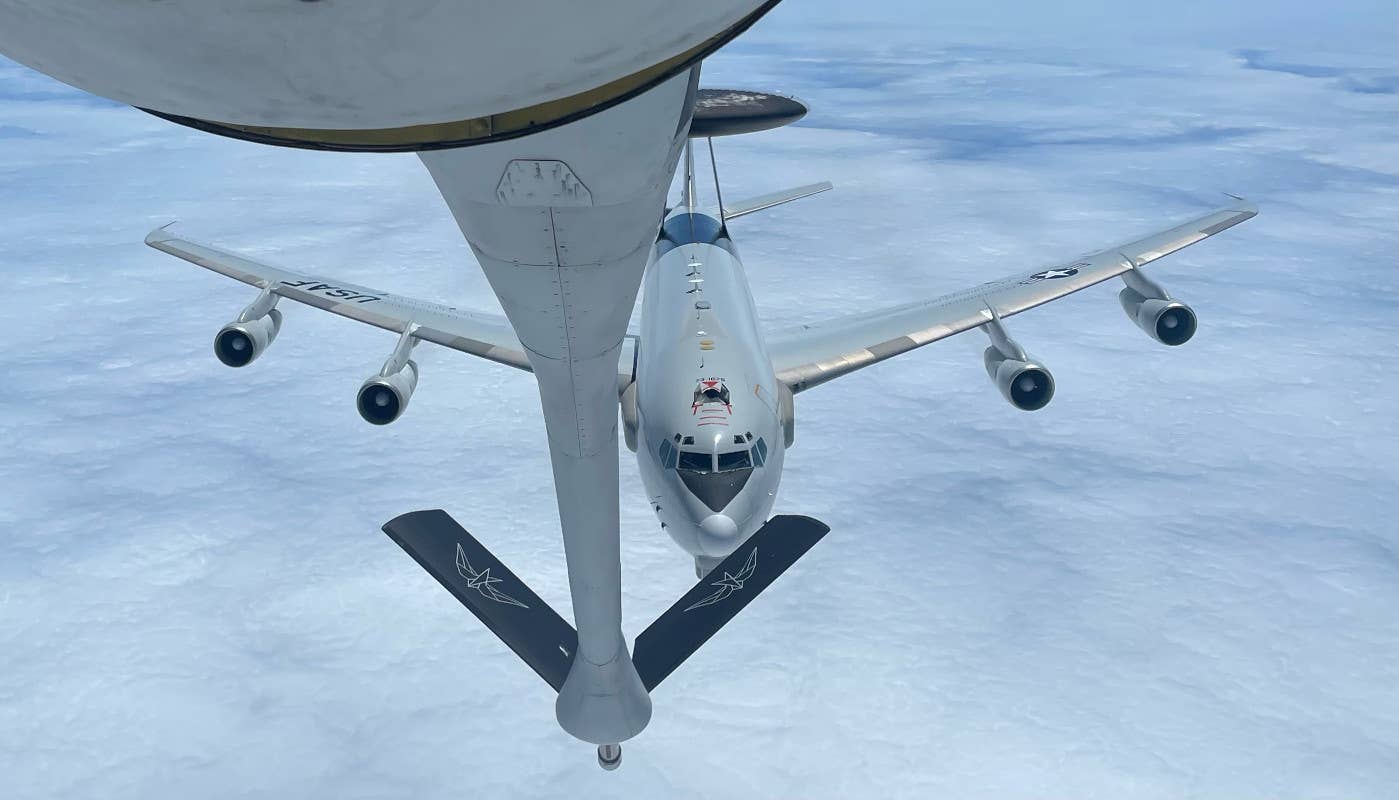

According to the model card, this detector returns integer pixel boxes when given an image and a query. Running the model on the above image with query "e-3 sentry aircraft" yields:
[145,90,1256,769]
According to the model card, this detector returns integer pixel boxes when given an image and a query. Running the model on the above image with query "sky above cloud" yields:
[1,3,1396,799]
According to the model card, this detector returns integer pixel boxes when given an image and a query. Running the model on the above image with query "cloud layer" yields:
[1,6,1396,799]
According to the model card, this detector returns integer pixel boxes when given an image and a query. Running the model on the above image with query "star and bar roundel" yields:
[1021,262,1087,284]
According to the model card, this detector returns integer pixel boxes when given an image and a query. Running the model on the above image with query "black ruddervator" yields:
[382,510,829,691]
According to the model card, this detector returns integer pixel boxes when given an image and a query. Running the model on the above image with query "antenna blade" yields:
[682,138,697,211]
[708,137,726,218]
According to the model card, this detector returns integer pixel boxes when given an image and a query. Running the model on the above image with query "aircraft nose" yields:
[699,513,739,545]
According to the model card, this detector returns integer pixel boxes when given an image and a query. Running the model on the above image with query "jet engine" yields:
[357,329,421,426]
[357,361,419,426]
[214,289,281,367]
[1118,268,1197,346]
[984,348,1055,411]
[980,313,1054,411]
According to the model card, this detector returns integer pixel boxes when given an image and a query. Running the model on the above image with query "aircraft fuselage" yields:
[635,209,786,573]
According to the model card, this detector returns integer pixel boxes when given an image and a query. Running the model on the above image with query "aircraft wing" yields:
[767,199,1257,393]
[145,225,532,373]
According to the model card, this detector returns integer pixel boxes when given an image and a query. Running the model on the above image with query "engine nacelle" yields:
[1117,268,1197,347]
[214,308,281,368]
[620,381,639,452]
[778,382,795,447]
[984,347,1055,411]
[357,360,418,426]
[1119,287,1197,346]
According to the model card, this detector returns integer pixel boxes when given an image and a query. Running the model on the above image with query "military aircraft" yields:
[145,89,1255,768]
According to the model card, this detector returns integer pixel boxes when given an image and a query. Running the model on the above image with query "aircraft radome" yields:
[144,88,1256,769]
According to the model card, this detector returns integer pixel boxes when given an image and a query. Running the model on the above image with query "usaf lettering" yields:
[281,279,380,304]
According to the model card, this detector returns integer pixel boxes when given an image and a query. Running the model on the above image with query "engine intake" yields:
[1118,268,1196,346]
[214,307,281,367]
[984,347,1055,411]
[357,360,418,425]
[1119,288,1197,346]
[358,329,422,425]
[980,313,1054,411]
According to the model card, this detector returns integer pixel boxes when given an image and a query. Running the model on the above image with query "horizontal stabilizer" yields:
[382,509,578,691]
[633,515,830,690]
[723,182,833,221]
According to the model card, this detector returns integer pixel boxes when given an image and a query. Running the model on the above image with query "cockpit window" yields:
[716,450,752,472]
[658,439,679,469]
[673,447,754,511]
[677,450,712,473]
[678,463,752,512]
[751,437,768,467]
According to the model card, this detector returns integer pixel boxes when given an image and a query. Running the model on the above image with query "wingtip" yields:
[143,221,180,246]
[1222,193,1258,215]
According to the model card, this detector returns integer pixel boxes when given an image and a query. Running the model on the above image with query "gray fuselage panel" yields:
[635,210,785,559]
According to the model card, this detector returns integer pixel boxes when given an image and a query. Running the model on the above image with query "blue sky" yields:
[1,3,1396,798]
